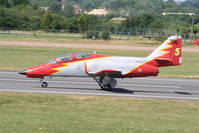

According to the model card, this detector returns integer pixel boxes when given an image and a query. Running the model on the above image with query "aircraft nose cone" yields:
[18,70,27,75]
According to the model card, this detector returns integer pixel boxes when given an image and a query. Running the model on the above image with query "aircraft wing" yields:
[87,69,122,77]
[85,62,134,77]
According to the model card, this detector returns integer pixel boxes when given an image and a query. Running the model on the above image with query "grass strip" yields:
[0,93,199,133]
[0,33,160,46]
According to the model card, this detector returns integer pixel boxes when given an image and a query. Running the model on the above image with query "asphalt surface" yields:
[0,71,199,100]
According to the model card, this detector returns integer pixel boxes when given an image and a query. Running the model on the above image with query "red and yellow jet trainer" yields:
[19,36,182,90]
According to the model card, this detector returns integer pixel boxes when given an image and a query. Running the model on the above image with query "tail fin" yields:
[147,36,182,67]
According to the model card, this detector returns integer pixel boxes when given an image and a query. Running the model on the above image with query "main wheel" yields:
[41,82,48,88]
[106,84,112,91]
[100,84,112,91]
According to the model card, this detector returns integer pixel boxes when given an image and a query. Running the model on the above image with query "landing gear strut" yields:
[40,78,48,88]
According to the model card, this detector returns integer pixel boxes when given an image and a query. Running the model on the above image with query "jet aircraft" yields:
[19,36,182,90]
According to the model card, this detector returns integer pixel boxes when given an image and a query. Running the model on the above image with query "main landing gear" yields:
[93,76,117,91]
[98,77,112,91]
[40,78,48,88]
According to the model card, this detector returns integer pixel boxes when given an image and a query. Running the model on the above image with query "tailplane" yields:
[147,36,182,67]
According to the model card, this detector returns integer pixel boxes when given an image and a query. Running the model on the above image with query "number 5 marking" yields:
[175,48,180,56]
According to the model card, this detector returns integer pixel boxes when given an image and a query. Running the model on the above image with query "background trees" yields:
[0,0,198,39]
[77,14,97,33]
[122,14,164,28]
[0,0,29,7]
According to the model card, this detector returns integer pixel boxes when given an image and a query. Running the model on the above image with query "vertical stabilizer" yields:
[147,36,182,66]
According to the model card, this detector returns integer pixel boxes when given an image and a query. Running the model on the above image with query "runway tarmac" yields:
[0,71,199,100]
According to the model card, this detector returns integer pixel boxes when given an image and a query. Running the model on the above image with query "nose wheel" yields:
[41,82,48,88]
[40,78,48,88]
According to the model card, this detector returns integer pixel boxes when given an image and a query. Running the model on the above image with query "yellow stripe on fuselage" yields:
[50,56,111,76]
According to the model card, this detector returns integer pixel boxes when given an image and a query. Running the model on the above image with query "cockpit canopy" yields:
[48,52,92,64]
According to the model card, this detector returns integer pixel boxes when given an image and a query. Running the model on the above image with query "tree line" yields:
[0,0,199,39]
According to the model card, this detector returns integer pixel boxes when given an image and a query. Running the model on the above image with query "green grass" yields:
[0,93,199,133]
[0,33,85,44]
[0,45,199,78]
[159,52,199,78]
[1,32,199,47]
[0,33,83,40]
[0,33,160,46]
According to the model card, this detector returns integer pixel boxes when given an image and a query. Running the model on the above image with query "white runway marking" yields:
[0,89,198,100]
[135,77,199,83]
[0,71,17,74]
[0,78,182,88]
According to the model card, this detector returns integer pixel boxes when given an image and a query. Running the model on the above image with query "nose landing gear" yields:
[40,78,48,88]
[41,82,48,88]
